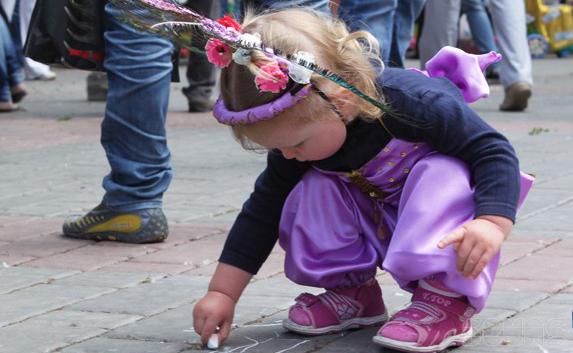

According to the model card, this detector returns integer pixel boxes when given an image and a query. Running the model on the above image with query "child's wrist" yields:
[476,215,513,238]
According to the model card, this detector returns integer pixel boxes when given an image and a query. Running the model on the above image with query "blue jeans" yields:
[253,0,330,12]
[339,0,426,68]
[462,0,498,53]
[0,17,24,102]
[101,3,174,211]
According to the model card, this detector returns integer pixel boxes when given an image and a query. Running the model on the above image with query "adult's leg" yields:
[62,2,173,243]
[487,0,532,88]
[462,0,498,55]
[418,0,461,68]
[19,0,55,80]
[0,14,23,92]
[182,0,219,112]
[487,0,532,111]
[101,2,173,211]
[0,18,14,104]
[388,0,426,68]
[338,0,397,64]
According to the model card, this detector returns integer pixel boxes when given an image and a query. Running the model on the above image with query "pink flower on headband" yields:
[255,63,289,93]
[205,38,233,68]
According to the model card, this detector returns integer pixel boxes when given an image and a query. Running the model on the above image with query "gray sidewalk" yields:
[0,58,572,353]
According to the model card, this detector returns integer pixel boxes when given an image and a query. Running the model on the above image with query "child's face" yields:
[245,114,347,162]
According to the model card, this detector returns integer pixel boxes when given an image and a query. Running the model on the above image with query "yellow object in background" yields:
[525,0,573,55]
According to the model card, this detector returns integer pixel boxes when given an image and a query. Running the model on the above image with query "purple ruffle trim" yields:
[212,85,313,125]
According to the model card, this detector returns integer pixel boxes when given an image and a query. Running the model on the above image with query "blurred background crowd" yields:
[3,0,573,114]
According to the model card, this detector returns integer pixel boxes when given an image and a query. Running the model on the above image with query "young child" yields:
[189,8,533,353]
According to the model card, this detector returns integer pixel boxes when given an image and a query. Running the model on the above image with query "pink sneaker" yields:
[373,283,475,352]
[283,280,388,335]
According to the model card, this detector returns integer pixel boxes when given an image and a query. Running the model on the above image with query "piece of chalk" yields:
[207,333,219,350]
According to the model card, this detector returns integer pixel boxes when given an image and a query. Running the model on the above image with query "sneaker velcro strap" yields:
[294,293,320,307]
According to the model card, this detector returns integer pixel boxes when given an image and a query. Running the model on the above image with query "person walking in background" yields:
[462,0,500,80]
[420,0,533,111]
[19,0,56,80]
[0,0,26,112]
[337,0,426,68]
[181,0,220,112]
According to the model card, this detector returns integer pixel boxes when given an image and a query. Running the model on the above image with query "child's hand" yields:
[193,290,236,346]
[437,216,512,279]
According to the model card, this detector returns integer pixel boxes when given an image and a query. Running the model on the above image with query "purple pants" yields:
[279,139,533,312]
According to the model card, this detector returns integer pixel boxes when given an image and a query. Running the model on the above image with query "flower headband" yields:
[110,0,395,125]
[111,0,500,125]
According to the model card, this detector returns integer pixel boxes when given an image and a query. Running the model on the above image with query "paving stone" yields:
[459,336,573,353]
[69,241,159,258]
[0,310,139,353]
[0,254,36,266]
[485,291,549,312]
[128,233,227,267]
[59,338,187,353]
[23,252,129,271]
[0,234,90,257]
[0,284,116,327]
[517,201,573,233]
[0,266,77,294]
[492,278,567,293]
[312,327,382,353]
[0,217,65,241]
[469,308,516,335]
[483,296,573,341]
[496,254,573,282]
[145,224,226,249]
[68,275,209,316]
[105,303,199,343]
[53,271,165,289]
[499,240,552,266]
[535,237,573,257]
[98,261,194,274]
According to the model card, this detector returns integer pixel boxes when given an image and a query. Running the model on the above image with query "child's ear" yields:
[331,87,359,118]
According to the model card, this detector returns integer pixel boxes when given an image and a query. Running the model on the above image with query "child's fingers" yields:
[200,318,220,345]
[469,252,493,279]
[455,237,474,272]
[461,245,485,277]
[193,313,205,336]
[218,320,232,344]
[438,227,466,249]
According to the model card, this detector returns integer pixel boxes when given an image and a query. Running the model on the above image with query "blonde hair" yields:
[220,8,385,148]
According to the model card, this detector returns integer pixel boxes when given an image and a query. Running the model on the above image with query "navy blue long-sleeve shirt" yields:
[219,68,521,275]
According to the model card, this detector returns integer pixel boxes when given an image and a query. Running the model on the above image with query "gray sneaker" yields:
[63,204,168,243]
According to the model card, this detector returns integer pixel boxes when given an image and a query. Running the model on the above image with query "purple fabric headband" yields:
[213,84,313,125]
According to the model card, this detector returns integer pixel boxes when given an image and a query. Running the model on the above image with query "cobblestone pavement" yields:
[0,58,572,353]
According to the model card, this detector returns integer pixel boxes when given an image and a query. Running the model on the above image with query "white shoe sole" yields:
[372,327,473,352]
[282,312,388,336]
